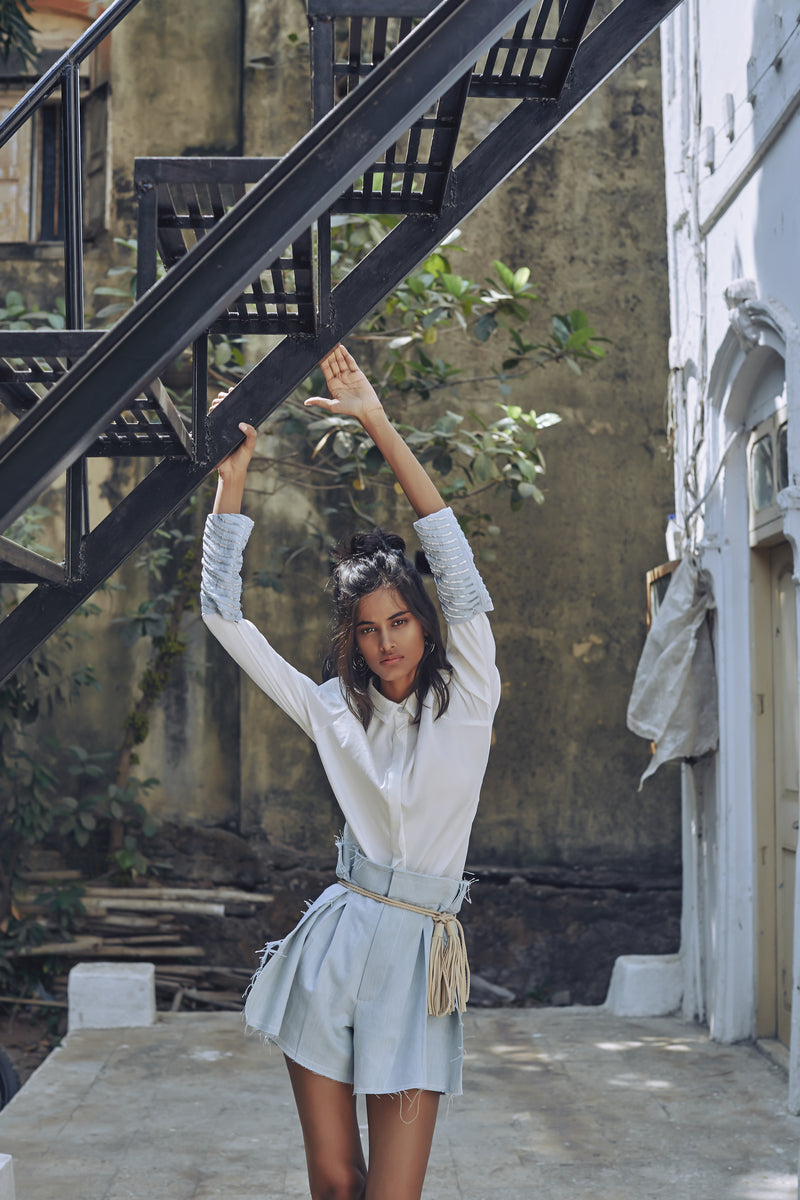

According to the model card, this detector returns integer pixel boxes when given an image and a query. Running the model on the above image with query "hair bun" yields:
[414,550,432,576]
[337,528,407,564]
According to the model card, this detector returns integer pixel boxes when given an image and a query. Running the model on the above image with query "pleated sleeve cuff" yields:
[413,507,493,625]
[201,513,255,621]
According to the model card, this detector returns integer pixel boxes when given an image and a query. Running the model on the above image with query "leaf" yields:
[434,412,462,435]
[421,306,447,330]
[474,314,498,343]
[566,326,595,348]
[442,273,467,298]
[472,452,497,484]
[423,252,448,276]
[552,315,571,345]
[333,430,353,458]
[492,261,516,291]
[512,266,531,291]
[517,481,545,503]
[95,302,131,319]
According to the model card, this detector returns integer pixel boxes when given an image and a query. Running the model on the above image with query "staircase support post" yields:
[61,62,88,579]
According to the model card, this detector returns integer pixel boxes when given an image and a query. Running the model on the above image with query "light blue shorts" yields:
[243,839,471,1095]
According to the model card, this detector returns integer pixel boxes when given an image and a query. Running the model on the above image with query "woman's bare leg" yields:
[364,1089,440,1200]
[285,1057,367,1200]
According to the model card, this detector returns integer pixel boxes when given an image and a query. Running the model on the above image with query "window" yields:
[748,407,790,545]
[0,2,108,245]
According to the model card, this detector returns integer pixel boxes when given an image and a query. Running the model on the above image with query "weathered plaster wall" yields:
[109,0,243,232]
[216,5,680,873]
[5,2,679,878]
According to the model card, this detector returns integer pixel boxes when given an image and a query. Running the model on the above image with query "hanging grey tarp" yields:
[627,558,718,788]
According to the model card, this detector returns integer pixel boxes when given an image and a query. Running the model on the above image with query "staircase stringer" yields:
[0,0,682,686]
[0,0,537,535]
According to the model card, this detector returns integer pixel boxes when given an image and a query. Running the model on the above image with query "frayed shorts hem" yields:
[246,1024,456,1097]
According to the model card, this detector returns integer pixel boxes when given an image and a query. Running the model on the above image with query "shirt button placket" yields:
[387,708,407,866]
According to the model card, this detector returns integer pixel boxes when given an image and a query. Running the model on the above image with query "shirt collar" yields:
[368,680,418,725]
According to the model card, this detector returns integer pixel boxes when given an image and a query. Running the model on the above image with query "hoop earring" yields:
[353,652,367,672]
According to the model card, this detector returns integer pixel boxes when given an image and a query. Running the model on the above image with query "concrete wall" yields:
[4,1,680,879]
[191,2,680,873]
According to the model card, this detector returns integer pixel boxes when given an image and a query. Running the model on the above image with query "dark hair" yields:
[322,528,451,729]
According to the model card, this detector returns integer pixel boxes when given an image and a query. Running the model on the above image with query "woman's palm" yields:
[306,345,382,420]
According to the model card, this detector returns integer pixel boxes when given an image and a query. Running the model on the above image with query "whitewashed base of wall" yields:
[604,953,683,1017]
[67,962,156,1031]
[0,1153,15,1200]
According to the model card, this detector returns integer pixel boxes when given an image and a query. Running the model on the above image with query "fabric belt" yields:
[339,877,470,1017]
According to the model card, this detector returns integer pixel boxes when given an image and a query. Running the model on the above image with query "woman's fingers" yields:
[209,388,234,413]
[338,344,359,372]
[319,350,339,386]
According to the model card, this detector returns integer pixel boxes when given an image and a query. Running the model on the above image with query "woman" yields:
[201,344,501,1200]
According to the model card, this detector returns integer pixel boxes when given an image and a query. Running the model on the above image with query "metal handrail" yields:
[0,0,143,149]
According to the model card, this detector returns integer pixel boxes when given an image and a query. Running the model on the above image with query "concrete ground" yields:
[0,1007,797,1200]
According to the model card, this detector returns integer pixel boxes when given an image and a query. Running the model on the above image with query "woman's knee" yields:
[309,1163,366,1200]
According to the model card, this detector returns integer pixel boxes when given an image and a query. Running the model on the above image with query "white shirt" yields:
[201,508,501,881]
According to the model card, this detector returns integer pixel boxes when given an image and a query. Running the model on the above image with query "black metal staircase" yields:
[0,0,682,684]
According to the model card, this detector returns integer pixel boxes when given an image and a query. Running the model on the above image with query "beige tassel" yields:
[427,913,470,1016]
[339,879,470,1017]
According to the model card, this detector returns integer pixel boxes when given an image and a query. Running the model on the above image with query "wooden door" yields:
[773,543,799,1046]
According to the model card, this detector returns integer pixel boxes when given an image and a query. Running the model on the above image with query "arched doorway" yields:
[747,359,798,1046]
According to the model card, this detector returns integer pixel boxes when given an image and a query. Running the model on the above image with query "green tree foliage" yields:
[0,0,37,73]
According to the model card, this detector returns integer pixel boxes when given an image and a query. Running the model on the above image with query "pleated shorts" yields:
[243,839,470,1096]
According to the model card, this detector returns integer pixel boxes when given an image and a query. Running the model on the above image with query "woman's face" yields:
[354,585,426,703]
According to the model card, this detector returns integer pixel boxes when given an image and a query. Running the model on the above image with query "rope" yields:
[338,878,470,1016]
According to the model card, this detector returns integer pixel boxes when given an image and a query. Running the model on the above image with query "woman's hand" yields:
[304,344,383,424]
[305,346,445,519]
[210,390,257,514]
[211,390,257,484]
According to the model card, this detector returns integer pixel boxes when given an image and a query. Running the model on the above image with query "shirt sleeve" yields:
[200,512,254,621]
[413,507,493,624]
[414,508,501,713]
[200,513,321,741]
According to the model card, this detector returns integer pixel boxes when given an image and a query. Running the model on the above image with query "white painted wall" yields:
[660,0,800,1064]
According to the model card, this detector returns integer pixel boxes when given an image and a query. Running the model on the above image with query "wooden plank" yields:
[84,886,273,904]
[10,939,205,958]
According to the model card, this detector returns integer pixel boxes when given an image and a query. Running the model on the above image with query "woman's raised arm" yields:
[305,344,446,520]
[210,391,258,515]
